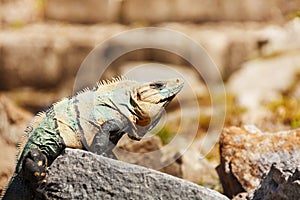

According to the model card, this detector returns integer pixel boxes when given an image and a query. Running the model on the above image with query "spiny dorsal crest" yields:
[95,76,127,88]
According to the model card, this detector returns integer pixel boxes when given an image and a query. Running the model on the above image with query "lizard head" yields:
[128,78,184,140]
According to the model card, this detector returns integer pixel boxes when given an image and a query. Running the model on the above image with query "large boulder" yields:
[216,126,300,198]
[45,148,229,199]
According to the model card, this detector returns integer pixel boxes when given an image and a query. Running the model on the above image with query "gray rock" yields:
[251,163,300,200]
[45,148,229,200]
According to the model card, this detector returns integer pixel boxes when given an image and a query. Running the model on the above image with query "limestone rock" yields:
[122,0,172,23]
[227,53,300,109]
[0,27,65,89]
[121,0,300,23]
[226,51,300,129]
[216,126,300,198]
[0,21,288,90]
[159,22,267,78]
[226,18,300,110]
[0,0,41,28]
[45,148,229,200]
[45,0,122,23]
[0,23,127,90]
[258,18,300,56]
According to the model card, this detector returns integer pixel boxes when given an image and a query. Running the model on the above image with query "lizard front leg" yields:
[23,148,47,187]
[20,128,65,200]
[23,148,48,200]
[90,119,126,159]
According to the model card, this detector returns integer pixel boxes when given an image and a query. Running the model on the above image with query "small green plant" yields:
[198,177,223,193]
[155,127,174,145]
[265,70,300,128]
[198,93,247,131]
[10,21,24,29]
[225,94,247,126]
[291,11,300,19]
[266,97,300,128]
[35,0,45,10]
[205,143,220,162]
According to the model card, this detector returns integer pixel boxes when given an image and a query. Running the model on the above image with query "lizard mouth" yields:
[159,94,176,106]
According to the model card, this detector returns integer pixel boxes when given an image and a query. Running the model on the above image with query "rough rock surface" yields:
[251,163,300,200]
[45,148,229,200]
[216,126,300,198]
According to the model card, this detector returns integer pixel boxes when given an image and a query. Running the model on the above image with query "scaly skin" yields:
[1,77,184,200]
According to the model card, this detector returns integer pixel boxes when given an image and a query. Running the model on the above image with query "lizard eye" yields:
[150,82,165,90]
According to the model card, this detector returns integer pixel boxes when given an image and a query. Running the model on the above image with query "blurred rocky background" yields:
[1,0,300,199]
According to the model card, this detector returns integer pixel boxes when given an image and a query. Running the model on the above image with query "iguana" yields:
[1,77,184,200]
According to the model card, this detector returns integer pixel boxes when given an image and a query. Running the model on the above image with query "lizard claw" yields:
[34,180,48,200]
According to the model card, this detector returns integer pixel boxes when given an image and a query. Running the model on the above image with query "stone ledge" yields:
[45,148,229,199]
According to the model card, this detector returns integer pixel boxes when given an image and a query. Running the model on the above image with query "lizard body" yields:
[1,77,184,200]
